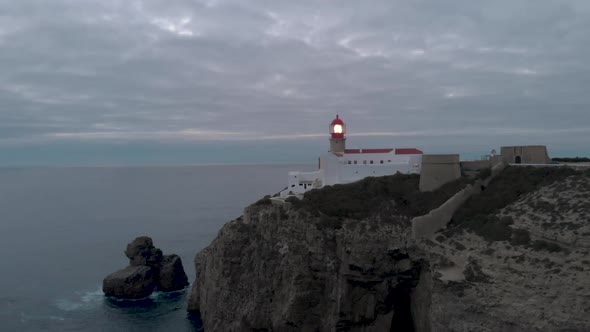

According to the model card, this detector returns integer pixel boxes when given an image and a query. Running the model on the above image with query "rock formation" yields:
[187,169,590,331]
[103,265,156,299]
[159,254,190,292]
[103,236,189,299]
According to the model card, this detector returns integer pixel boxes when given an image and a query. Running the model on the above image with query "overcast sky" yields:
[1,0,589,164]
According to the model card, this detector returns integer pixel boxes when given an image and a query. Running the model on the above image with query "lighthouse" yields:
[278,115,423,198]
[329,115,346,153]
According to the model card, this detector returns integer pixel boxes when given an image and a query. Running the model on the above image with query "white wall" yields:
[280,152,423,197]
[281,170,324,197]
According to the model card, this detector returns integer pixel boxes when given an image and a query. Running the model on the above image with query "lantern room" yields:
[329,115,346,153]
[330,115,346,139]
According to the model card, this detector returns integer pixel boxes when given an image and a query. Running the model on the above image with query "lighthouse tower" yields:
[329,115,346,153]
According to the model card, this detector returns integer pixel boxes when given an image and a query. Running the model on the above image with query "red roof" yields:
[330,114,344,125]
[344,148,393,154]
[395,148,423,155]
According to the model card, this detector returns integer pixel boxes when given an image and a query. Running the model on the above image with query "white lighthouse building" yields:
[279,115,423,198]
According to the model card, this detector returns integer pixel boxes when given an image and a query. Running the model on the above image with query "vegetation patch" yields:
[511,228,531,246]
[482,248,495,256]
[446,166,579,242]
[317,215,342,231]
[452,241,467,251]
[464,262,490,283]
[254,195,272,206]
[447,214,514,243]
[287,174,472,220]
[477,168,492,180]
[558,222,582,231]
[532,240,563,253]
[442,280,467,298]
[552,157,590,163]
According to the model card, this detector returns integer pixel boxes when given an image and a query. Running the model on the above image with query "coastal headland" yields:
[187,165,590,331]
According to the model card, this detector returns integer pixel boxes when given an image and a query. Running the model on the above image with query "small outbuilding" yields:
[500,146,550,165]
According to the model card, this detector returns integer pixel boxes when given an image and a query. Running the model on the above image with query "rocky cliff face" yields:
[187,170,590,331]
[188,204,422,331]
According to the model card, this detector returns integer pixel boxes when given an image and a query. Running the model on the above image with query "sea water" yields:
[0,164,314,331]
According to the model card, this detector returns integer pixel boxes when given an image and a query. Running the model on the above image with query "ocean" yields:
[0,164,314,331]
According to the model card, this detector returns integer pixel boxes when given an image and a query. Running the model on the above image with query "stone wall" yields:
[412,183,481,239]
[501,145,549,164]
[412,163,506,239]
[459,160,490,172]
[419,155,461,192]
[459,160,491,178]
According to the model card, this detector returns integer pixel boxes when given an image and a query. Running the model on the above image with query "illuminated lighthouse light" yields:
[329,114,346,138]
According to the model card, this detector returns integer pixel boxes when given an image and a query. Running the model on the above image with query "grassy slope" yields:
[445,166,588,244]
[286,173,473,220]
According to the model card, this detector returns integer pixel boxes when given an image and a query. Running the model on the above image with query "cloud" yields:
[0,0,589,157]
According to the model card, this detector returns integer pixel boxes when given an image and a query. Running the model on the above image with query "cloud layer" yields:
[1,0,589,155]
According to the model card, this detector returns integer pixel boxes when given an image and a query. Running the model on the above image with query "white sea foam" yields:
[80,289,105,303]
[20,312,66,322]
[56,288,104,311]
[55,299,85,312]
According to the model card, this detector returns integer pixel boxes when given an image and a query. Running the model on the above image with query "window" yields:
[370,160,373,164]
[380,160,383,164]
[354,160,357,164]
[363,160,367,164]
[388,160,391,163]
[347,160,351,164]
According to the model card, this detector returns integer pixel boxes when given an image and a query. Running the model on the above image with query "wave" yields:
[20,312,66,322]
[55,288,104,312]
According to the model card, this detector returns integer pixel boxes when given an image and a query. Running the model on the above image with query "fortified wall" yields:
[418,155,461,192]
[420,145,547,192]
[412,162,506,239]
[413,144,550,238]
[418,155,503,192]
[459,156,502,177]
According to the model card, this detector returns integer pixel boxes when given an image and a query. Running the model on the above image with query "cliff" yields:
[187,169,590,331]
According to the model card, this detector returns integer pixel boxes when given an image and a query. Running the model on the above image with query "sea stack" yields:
[103,236,189,299]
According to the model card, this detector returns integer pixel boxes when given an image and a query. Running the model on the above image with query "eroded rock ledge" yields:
[103,236,189,299]
[188,170,590,331]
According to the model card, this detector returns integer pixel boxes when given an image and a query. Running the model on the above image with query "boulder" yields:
[125,236,153,259]
[158,254,189,291]
[125,236,163,267]
[103,265,156,299]
[103,236,189,299]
